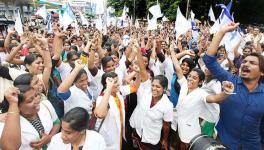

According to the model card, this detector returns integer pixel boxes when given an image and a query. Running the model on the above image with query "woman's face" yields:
[104,60,115,73]
[111,77,120,94]
[217,48,226,58]
[19,89,41,116]
[64,43,70,51]
[75,73,88,92]
[111,54,119,67]
[243,48,251,57]
[68,55,79,68]
[151,79,164,99]
[61,121,83,144]
[187,71,202,90]
[28,57,44,75]
[181,62,191,75]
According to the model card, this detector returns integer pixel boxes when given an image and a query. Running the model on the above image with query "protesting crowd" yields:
[0,1,264,150]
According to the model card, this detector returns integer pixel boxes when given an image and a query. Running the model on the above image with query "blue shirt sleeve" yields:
[202,53,234,82]
[57,90,71,101]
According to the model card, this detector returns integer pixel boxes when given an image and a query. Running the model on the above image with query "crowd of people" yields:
[0,14,264,150]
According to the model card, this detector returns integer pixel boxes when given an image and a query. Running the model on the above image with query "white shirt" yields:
[96,93,125,150]
[62,85,93,115]
[130,79,173,145]
[0,100,58,150]
[85,67,104,100]
[48,130,106,150]
[171,77,216,143]
[56,62,72,81]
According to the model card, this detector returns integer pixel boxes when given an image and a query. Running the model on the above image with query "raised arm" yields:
[4,29,16,52]
[170,43,184,79]
[207,23,240,56]
[5,42,25,65]
[94,77,114,118]
[1,87,21,150]
[33,37,52,95]
[206,81,234,103]
[58,60,85,93]
[135,40,148,82]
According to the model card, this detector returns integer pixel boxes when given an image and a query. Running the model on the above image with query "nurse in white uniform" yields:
[48,107,106,150]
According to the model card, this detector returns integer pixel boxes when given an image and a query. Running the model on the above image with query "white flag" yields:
[135,19,140,28]
[79,11,89,26]
[162,16,169,22]
[59,10,63,26]
[15,9,23,36]
[149,4,163,18]
[62,4,76,30]
[121,6,129,19]
[36,5,47,21]
[147,15,157,31]
[175,7,191,39]
[95,16,103,31]
[208,5,216,22]
[190,10,195,20]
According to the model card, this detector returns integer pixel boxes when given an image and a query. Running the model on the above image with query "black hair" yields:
[192,68,205,82]
[73,69,87,83]
[62,107,89,131]
[0,84,33,113]
[13,73,34,86]
[217,45,226,51]
[101,56,114,70]
[152,75,168,90]
[24,53,42,65]
[67,51,79,61]
[70,45,78,52]
[181,58,195,75]
[109,50,119,59]
[101,72,118,92]
[247,52,264,74]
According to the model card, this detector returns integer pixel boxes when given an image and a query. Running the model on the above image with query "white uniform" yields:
[48,130,106,150]
[130,79,173,145]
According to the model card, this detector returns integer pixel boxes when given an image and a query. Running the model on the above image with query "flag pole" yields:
[186,0,191,19]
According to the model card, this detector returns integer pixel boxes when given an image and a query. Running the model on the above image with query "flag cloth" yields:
[162,16,169,22]
[149,4,163,19]
[175,7,191,39]
[190,10,195,20]
[36,5,48,21]
[147,15,157,31]
[211,0,240,60]
[135,19,140,28]
[62,3,76,30]
[15,9,23,36]
[191,20,199,42]
[210,0,233,33]
[79,11,89,26]
[208,5,216,22]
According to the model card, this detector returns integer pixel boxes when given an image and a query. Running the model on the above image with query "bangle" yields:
[7,111,20,115]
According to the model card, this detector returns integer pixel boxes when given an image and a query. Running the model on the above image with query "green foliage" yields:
[107,0,181,20]
[107,0,264,24]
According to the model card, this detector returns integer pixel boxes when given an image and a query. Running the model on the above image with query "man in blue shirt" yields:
[203,22,264,150]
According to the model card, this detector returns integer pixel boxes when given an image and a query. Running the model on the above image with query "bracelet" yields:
[7,111,20,115]
[223,90,236,95]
